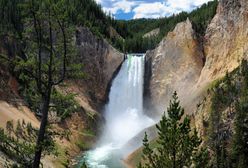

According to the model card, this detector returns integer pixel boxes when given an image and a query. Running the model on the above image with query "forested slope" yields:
[114,0,218,52]
[0,0,223,167]
[0,0,123,167]
[0,0,218,53]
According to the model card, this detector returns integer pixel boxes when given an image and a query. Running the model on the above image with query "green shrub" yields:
[19,76,80,120]
[51,91,80,120]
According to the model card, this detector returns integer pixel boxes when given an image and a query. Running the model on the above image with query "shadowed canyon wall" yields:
[0,27,123,167]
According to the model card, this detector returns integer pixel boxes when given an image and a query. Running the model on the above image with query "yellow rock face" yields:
[148,0,248,116]
[147,18,203,115]
[197,0,248,88]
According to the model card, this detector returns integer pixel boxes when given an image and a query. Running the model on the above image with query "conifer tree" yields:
[139,92,208,168]
[0,0,82,166]
[232,97,248,168]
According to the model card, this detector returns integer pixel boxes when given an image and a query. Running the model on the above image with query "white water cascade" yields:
[80,54,154,168]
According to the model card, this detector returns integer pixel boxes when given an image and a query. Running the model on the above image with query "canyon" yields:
[0,0,248,167]
[146,0,248,117]
[127,0,248,166]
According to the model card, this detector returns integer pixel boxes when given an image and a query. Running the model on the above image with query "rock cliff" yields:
[146,0,248,116]
[145,18,203,116]
[75,27,123,109]
[0,27,123,167]
[127,1,248,166]
[197,0,248,87]
[143,28,160,38]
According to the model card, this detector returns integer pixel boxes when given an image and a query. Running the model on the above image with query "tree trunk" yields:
[173,149,176,168]
[32,87,51,168]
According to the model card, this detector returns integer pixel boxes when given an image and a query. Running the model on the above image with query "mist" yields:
[83,54,154,168]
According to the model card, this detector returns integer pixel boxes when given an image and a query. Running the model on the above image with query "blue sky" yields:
[95,0,214,20]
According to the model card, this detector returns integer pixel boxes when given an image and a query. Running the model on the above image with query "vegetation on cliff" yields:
[139,92,208,168]
[119,0,218,52]
[199,60,248,168]
[0,0,217,53]
[0,120,57,167]
[137,60,248,168]
[2,0,244,167]
[0,0,84,166]
[102,0,219,53]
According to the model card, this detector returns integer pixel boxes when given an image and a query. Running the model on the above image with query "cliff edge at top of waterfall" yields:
[145,0,248,117]
[127,0,248,167]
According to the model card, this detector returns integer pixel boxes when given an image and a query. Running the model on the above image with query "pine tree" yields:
[139,92,207,168]
[6,120,14,135]
[231,60,248,168]
[15,119,23,138]
[0,0,82,166]
[232,91,248,166]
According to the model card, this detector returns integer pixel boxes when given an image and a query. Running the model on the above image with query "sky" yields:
[95,0,214,20]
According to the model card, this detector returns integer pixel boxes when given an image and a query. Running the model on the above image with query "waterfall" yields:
[80,54,154,168]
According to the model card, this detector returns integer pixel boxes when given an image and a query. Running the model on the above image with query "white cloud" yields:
[96,0,213,19]
[133,2,172,19]
[95,0,103,3]
[165,0,212,11]
[102,0,141,14]
[133,0,213,19]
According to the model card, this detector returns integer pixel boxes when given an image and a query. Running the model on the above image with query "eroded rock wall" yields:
[0,27,123,167]
[146,0,248,117]
[146,19,204,116]
[198,0,248,87]
[75,27,123,109]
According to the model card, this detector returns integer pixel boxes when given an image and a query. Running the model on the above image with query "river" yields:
[77,54,154,168]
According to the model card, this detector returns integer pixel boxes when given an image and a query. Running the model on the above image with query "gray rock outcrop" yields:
[145,19,203,116]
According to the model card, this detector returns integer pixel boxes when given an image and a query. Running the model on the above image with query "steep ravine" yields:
[1,0,248,167]
[126,17,206,167]
[144,0,248,118]
[197,0,248,88]
[74,27,124,110]
[144,18,204,117]
[127,0,248,167]
[0,27,123,167]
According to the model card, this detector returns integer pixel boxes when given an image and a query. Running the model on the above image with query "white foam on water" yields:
[83,54,154,168]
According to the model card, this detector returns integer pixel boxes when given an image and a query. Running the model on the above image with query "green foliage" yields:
[207,72,236,167]
[192,148,209,168]
[18,75,80,120]
[1,120,60,167]
[231,60,248,168]
[0,0,23,36]
[6,120,14,135]
[190,0,218,36]
[0,0,84,166]
[15,120,23,139]
[76,141,90,151]
[139,92,207,168]
[0,0,218,53]
[0,125,35,167]
[0,0,84,121]
[114,0,218,53]
[206,60,248,168]
[79,161,88,168]
[18,78,40,112]
[51,91,80,120]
